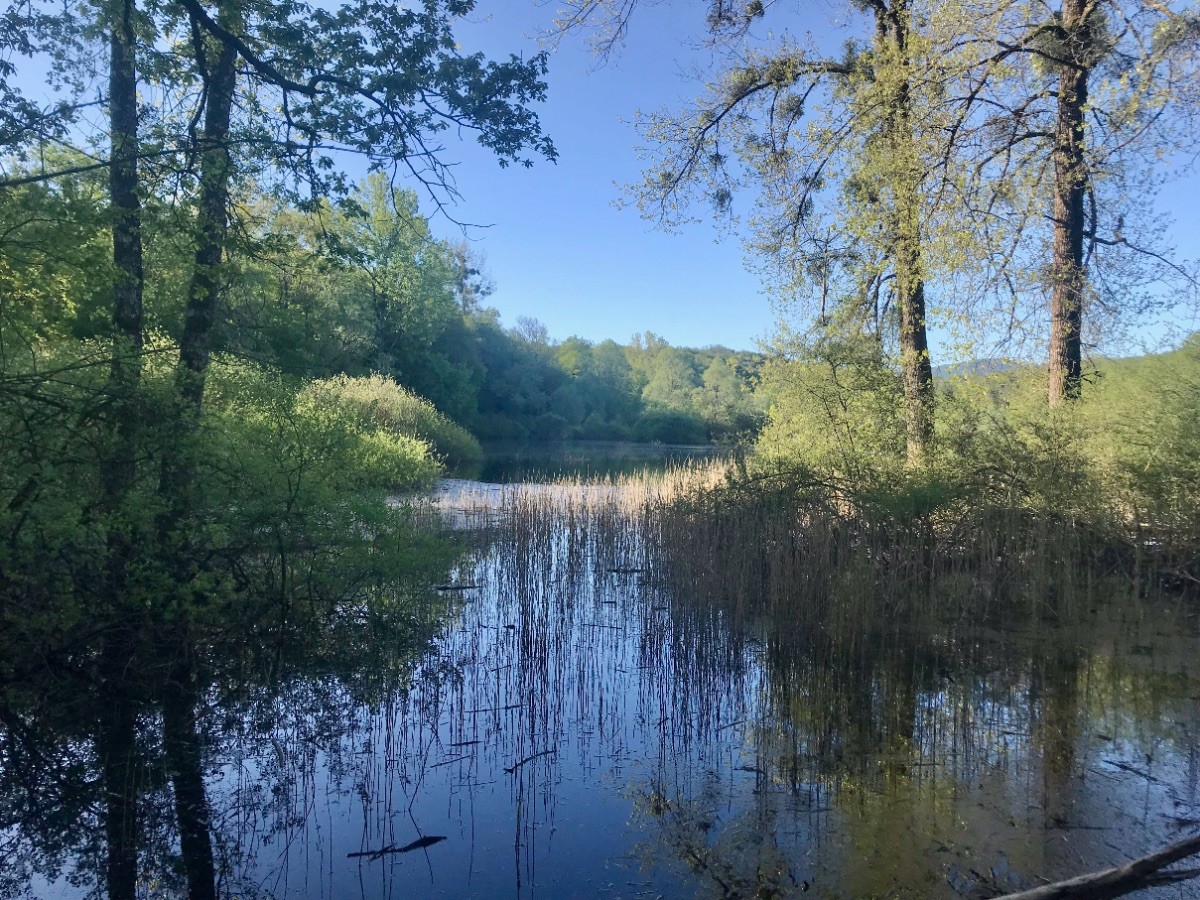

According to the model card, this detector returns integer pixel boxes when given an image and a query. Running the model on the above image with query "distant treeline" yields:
[217,180,764,443]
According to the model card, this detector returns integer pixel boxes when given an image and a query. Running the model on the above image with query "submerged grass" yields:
[442,450,1196,650]
[422,459,1200,897]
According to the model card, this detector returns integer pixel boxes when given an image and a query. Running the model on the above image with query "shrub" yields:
[634,408,708,444]
[301,374,483,472]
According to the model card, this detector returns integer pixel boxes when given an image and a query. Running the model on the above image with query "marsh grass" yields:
[414,461,1200,897]
[105,461,1199,900]
[440,453,1188,642]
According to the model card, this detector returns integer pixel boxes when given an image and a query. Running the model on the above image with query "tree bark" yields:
[107,0,143,387]
[102,0,144,587]
[897,235,934,464]
[100,7,145,897]
[1047,0,1089,406]
[159,7,237,527]
[99,636,141,900]
[162,653,217,900]
[882,0,935,463]
[176,23,237,416]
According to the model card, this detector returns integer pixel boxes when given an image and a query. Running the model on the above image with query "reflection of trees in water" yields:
[643,491,1200,898]
[630,779,799,899]
[0,515,452,900]
[5,483,1198,898]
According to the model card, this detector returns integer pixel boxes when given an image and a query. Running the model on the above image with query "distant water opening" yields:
[477,440,723,482]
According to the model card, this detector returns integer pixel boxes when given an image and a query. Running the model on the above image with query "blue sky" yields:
[434,4,777,351]
[8,1,1196,355]
[436,3,1200,356]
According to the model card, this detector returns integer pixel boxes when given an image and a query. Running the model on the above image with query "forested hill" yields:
[465,330,765,443]
[224,177,767,444]
[4,170,763,445]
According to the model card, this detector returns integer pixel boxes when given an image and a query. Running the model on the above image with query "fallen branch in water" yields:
[347,835,447,859]
[504,749,555,774]
[996,832,1200,899]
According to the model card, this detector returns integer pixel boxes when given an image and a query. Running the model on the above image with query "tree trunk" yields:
[176,27,237,416]
[162,652,217,900]
[882,1,935,463]
[102,0,144,589]
[107,0,143,393]
[99,637,141,900]
[100,7,145,897]
[1047,0,1089,406]
[159,11,237,526]
[897,240,934,464]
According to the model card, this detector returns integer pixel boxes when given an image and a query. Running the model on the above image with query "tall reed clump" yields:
[645,453,1166,649]
[302,373,484,473]
[737,341,1200,633]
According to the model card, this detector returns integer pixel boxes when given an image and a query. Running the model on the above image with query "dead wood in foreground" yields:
[996,832,1200,899]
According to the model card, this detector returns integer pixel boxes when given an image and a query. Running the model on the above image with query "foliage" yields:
[300,373,483,473]
[0,347,445,621]
[211,184,762,446]
[753,333,1200,578]
[756,327,904,479]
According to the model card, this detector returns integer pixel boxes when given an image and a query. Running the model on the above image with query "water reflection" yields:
[4,480,1200,898]
[476,440,723,483]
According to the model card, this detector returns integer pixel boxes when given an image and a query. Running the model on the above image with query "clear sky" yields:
[434,2,1200,356]
[8,1,1196,355]
[432,4,779,352]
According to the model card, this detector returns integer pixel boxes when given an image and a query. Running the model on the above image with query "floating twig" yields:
[348,835,447,860]
[1104,759,1164,784]
[504,749,555,774]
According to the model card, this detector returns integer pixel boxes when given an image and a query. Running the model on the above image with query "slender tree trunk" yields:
[99,637,141,900]
[176,30,237,415]
[107,0,143,395]
[897,228,934,464]
[162,651,217,900]
[1048,0,1089,406]
[882,2,935,463]
[100,6,145,896]
[159,13,237,525]
[103,0,144,569]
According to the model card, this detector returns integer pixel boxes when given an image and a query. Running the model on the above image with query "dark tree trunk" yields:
[107,0,143,385]
[882,0,935,463]
[102,0,145,590]
[159,12,237,526]
[100,7,145,897]
[176,28,237,415]
[162,653,217,900]
[99,638,141,900]
[1048,0,1089,406]
[897,238,934,463]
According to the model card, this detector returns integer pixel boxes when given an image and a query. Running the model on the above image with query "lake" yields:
[475,440,725,483]
[7,469,1200,898]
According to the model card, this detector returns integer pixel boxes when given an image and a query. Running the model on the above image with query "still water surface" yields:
[475,441,723,483]
[12,472,1200,898]
[239,479,1200,898]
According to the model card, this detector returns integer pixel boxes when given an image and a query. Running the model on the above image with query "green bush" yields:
[755,330,905,481]
[634,408,708,444]
[301,374,483,473]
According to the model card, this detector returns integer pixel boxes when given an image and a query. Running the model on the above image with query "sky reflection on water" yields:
[11,478,1200,898]
[229,481,1200,898]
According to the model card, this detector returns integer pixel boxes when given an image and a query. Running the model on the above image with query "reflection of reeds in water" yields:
[201,467,1200,899]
